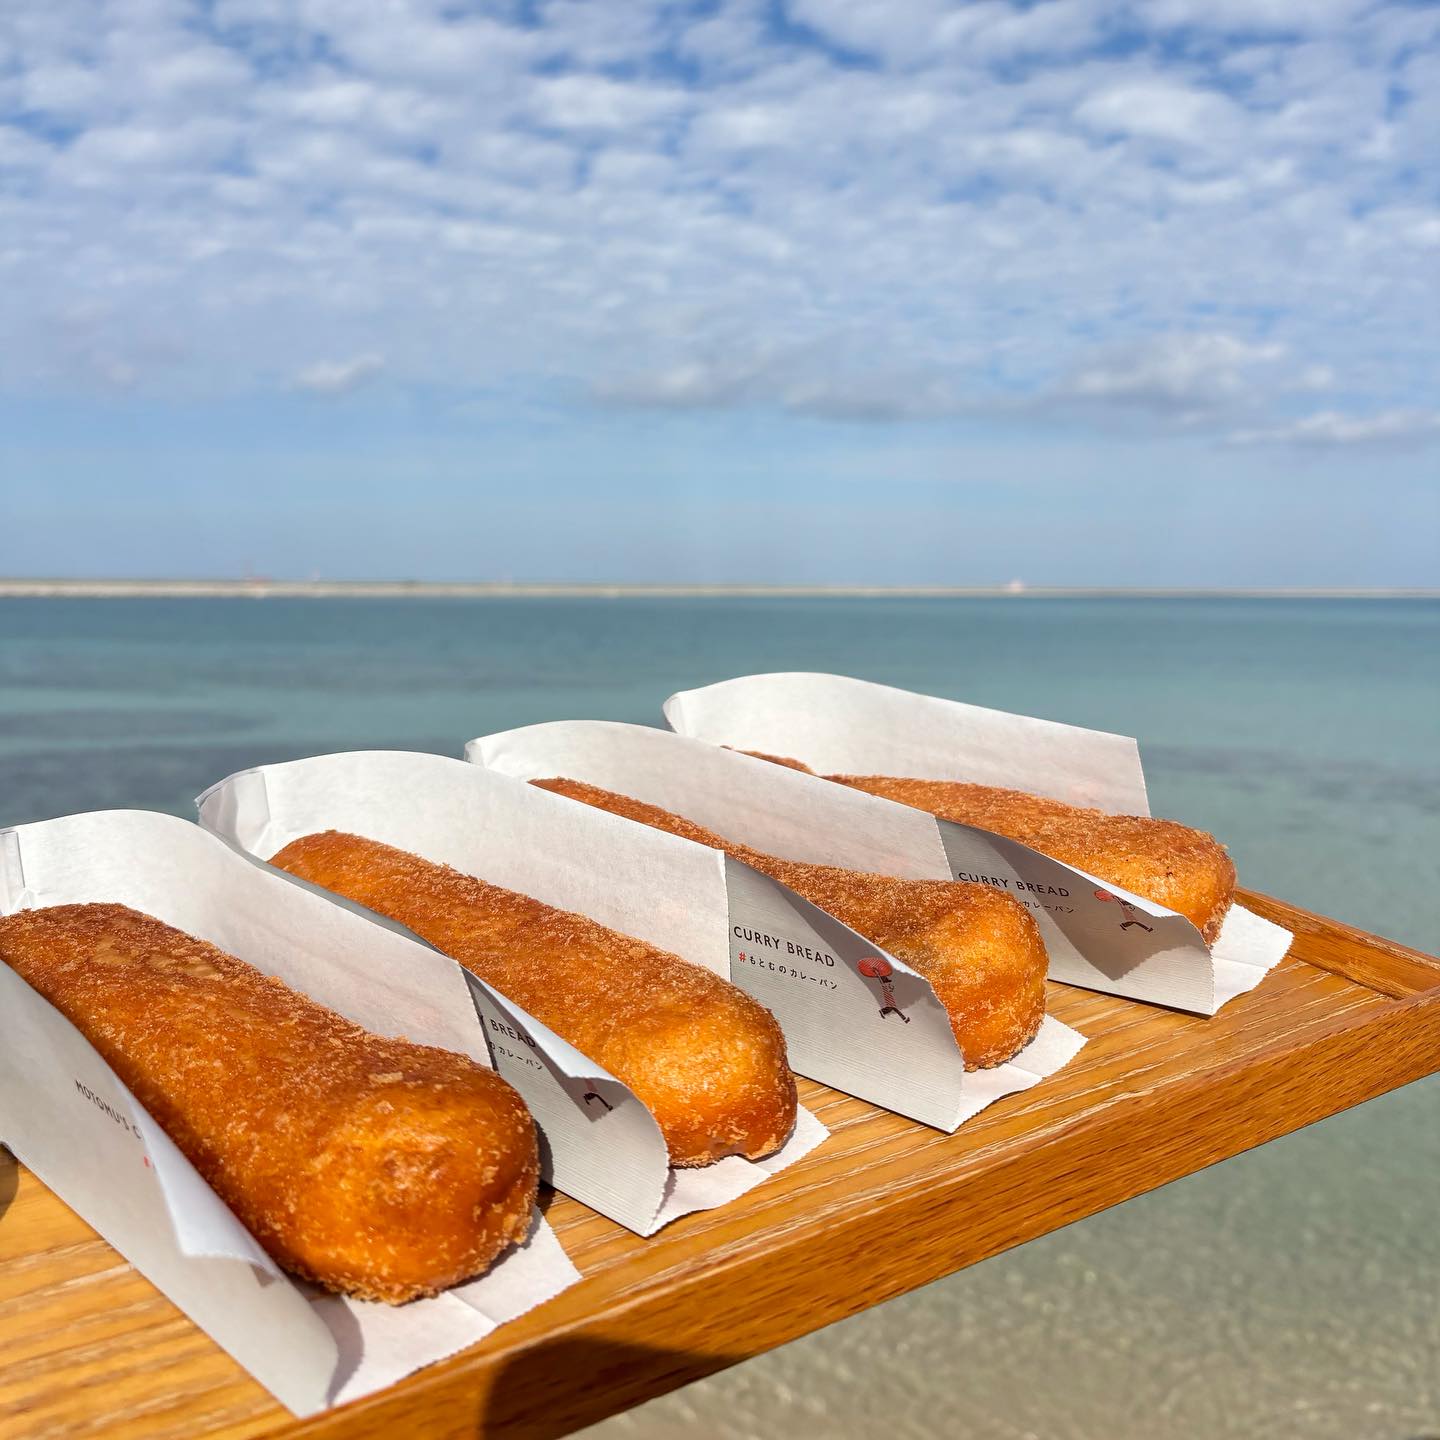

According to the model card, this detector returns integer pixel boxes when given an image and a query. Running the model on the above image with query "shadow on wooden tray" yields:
[469,1333,746,1440]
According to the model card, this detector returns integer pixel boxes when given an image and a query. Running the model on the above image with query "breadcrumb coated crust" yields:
[268,833,798,1168]
[0,903,539,1303]
[531,779,1048,1070]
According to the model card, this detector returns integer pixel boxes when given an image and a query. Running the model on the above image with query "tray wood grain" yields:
[3,889,1439,1440]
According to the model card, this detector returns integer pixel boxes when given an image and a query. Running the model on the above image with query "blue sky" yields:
[1,0,1437,584]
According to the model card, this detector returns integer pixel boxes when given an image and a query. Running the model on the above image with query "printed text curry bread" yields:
[269,830,798,1167]
[0,903,539,1303]
[530,779,1049,1069]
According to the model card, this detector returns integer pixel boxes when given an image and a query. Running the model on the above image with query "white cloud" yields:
[1368,207,1440,248]
[138,44,251,100]
[318,8,542,84]
[1073,80,1242,147]
[293,353,385,395]
[594,340,975,422]
[1291,364,1337,392]
[959,1,1108,61]
[1058,334,1287,413]
[597,359,754,410]
[786,0,953,66]
[1229,409,1440,447]
[1138,0,1371,34]
[535,1,669,70]
[58,120,238,175]
[529,74,685,132]
[0,0,1433,446]
[19,62,105,114]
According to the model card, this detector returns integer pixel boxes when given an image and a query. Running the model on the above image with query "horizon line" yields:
[0,579,1436,600]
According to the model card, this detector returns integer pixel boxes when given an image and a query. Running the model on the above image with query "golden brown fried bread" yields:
[737,751,1236,942]
[269,832,797,1167]
[728,748,813,771]
[0,903,538,1303]
[531,779,1048,1069]
[827,776,1235,941]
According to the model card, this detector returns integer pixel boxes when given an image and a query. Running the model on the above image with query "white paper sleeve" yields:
[663,672,1293,1011]
[467,722,1087,1131]
[196,751,827,1233]
[0,810,578,1417]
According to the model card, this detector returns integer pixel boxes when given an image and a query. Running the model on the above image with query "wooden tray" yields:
[4,890,1439,1440]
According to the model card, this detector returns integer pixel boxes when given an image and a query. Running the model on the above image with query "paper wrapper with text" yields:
[467,723,1086,1131]
[197,752,827,1233]
[0,810,578,1418]
[663,672,1293,1012]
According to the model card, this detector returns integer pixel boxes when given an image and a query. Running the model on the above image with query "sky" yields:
[1,0,1438,585]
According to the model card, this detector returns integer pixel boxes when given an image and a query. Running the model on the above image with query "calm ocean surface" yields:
[1,596,1436,1438]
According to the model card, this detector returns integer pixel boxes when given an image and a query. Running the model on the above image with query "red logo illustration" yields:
[857,956,909,1022]
[1093,888,1154,933]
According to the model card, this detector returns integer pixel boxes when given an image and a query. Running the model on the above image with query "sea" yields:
[1,596,1436,1439]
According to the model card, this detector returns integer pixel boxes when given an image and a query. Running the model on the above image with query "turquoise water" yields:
[1,597,1436,1437]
